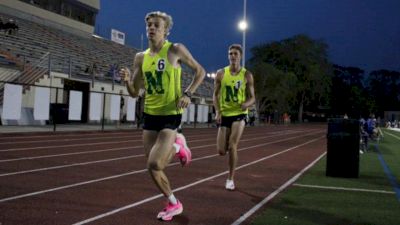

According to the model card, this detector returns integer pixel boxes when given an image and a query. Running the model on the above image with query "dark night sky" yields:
[96,0,400,73]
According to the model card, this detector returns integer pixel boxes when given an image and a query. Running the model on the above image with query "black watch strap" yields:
[184,91,192,98]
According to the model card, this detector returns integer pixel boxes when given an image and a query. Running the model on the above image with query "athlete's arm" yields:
[171,43,205,108]
[121,53,144,98]
[241,71,256,110]
[213,69,224,124]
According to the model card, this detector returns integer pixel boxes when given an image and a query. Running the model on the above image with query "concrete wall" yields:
[78,0,100,10]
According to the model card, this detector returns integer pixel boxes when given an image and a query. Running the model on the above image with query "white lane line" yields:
[0,154,145,177]
[0,129,301,151]
[0,130,303,163]
[0,134,142,145]
[0,131,322,177]
[384,131,400,141]
[231,150,326,225]
[0,131,214,145]
[72,137,324,225]
[0,133,216,152]
[292,183,396,194]
[0,140,137,152]
[0,131,324,203]
[0,146,135,163]
[0,131,138,140]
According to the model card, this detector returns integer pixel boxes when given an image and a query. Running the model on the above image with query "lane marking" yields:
[72,137,324,225]
[0,146,135,163]
[374,144,400,202]
[0,131,138,140]
[0,155,144,177]
[0,132,323,203]
[0,129,306,152]
[231,151,326,225]
[384,131,400,141]
[0,130,303,163]
[0,140,136,152]
[0,134,142,145]
[0,129,312,177]
[292,183,395,194]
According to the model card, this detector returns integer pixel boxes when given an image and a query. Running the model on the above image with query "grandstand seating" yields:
[0,12,213,99]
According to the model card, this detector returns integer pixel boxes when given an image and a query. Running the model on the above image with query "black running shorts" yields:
[220,114,247,128]
[142,113,182,131]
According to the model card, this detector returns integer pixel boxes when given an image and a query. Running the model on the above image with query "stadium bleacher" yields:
[0,12,213,99]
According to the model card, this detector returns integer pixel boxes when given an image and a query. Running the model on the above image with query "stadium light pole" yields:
[238,0,247,67]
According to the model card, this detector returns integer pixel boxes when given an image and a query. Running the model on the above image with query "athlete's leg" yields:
[227,120,246,181]
[143,130,159,158]
[146,128,177,197]
[217,126,231,155]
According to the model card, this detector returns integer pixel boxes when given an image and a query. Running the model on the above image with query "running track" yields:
[0,125,327,225]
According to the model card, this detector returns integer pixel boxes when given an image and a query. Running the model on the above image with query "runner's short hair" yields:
[229,44,243,55]
[145,11,173,36]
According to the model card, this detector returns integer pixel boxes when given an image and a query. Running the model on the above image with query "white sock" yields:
[173,143,180,153]
[168,194,178,205]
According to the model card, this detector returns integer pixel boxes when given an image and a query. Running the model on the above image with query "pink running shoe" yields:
[175,133,192,166]
[157,201,183,221]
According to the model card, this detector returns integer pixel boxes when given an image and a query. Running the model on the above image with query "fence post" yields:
[101,92,106,131]
[48,53,51,75]
[53,88,58,132]
[23,55,26,71]
[194,104,197,128]
[68,56,72,79]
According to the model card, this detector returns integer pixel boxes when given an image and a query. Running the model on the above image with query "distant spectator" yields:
[92,62,98,74]
[112,64,121,83]
[3,19,18,35]
[359,117,369,153]
[84,65,90,74]
[107,64,114,77]
[283,112,290,125]
[117,90,125,127]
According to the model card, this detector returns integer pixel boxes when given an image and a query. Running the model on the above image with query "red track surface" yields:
[0,125,326,225]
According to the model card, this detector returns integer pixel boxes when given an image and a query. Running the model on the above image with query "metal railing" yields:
[0,81,214,132]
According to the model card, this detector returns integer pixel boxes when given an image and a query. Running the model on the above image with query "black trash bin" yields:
[326,118,360,178]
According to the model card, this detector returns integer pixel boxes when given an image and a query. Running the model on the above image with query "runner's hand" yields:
[215,112,221,124]
[119,67,131,82]
[177,95,191,109]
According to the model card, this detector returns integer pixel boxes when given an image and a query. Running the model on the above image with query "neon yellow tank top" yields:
[142,41,182,115]
[220,66,248,116]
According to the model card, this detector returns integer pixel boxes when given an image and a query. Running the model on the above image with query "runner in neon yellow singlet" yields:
[219,66,248,116]
[120,11,205,221]
[213,44,256,191]
[142,41,183,115]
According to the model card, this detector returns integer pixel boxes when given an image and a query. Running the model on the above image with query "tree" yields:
[249,34,332,122]
[330,65,369,117]
[367,70,400,115]
[252,62,297,114]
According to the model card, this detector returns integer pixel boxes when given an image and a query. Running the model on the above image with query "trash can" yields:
[326,118,360,178]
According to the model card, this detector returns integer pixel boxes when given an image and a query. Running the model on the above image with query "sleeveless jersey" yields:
[142,41,182,115]
[219,66,248,116]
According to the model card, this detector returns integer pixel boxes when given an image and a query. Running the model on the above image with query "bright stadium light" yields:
[238,20,248,31]
[238,0,247,67]
[206,72,216,79]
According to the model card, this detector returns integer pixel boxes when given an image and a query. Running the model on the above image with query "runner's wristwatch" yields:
[184,91,192,98]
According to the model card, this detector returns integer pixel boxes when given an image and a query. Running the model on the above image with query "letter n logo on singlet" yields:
[225,85,239,102]
[145,71,165,94]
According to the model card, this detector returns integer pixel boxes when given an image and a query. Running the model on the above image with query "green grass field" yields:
[251,129,400,225]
